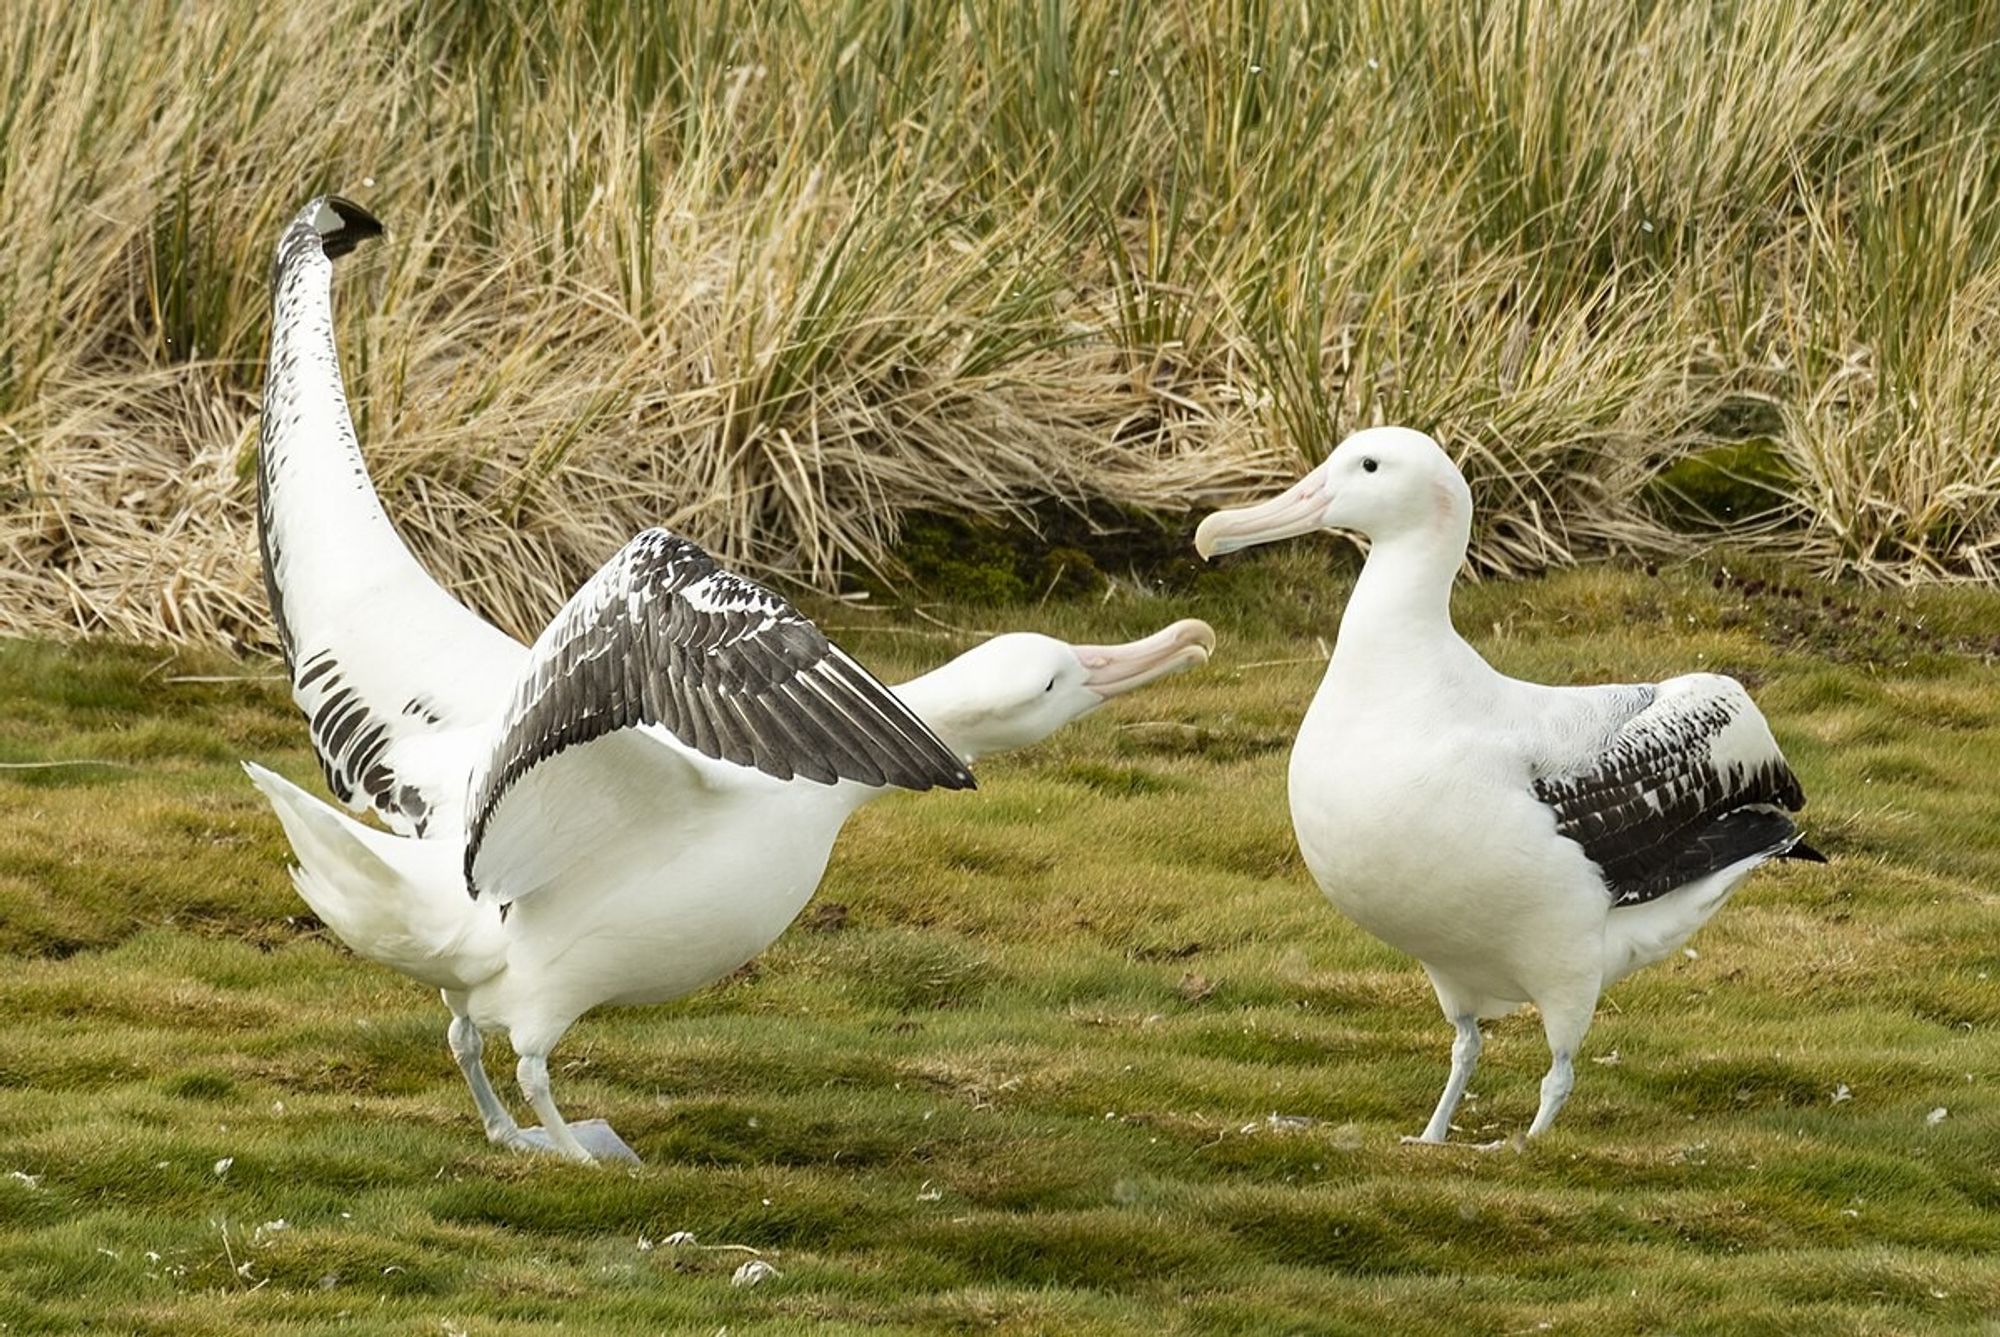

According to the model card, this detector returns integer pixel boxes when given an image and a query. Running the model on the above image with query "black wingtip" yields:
[316,195,385,260]
[1783,839,1828,864]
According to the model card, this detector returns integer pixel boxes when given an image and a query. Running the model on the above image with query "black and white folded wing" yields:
[258,194,528,837]
[1532,673,1821,907]
[463,528,974,904]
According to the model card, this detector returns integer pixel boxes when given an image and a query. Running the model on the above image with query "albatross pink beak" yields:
[1193,466,1332,559]
[1075,619,1216,699]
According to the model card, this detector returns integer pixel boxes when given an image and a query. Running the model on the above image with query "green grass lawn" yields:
[0,557,1995,1335]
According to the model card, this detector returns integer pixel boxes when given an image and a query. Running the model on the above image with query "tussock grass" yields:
[0,562,1995,1331]
[6,3,2000,644]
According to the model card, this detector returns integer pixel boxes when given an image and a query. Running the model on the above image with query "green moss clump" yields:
[890,513,1034,604]
[887,511,1133,604]
[1646,439,1798,529]
[1033,545,1107,600]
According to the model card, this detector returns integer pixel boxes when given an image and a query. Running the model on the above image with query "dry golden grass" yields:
[4,1,2000,647]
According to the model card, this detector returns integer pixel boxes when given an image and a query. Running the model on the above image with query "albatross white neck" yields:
[889,664,990,764]
[1330,506,1474,688]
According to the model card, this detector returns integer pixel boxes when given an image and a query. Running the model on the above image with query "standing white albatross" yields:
[248,195,1216,1162]
[1194,426,1822,1143]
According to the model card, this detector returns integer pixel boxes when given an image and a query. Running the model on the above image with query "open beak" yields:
[1193,466,1331,559]
[1075,619,1216,700]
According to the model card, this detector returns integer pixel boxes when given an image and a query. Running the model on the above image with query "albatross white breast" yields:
[245,194,1217,1163]
[1194,426,1822,1144]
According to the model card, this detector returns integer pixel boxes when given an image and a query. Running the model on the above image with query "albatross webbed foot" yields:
[508,1119,641,1165]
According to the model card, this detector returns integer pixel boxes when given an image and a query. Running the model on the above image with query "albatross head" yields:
[906,619,1216,761]
[1193,427,1471,557]
[275,195,385,280]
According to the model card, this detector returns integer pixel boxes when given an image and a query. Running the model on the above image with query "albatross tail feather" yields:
[242,762,504,992]
[1598,809,1818,986]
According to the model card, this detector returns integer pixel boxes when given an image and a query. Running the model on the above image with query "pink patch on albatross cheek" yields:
[1431,478,1458,527]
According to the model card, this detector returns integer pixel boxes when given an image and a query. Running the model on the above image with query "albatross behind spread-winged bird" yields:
[247,195,1215,1163]
[1195,426,1822,1144]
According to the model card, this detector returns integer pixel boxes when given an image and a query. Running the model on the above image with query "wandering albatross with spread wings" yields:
[246,195,1216,1162]
[1195,426,1821,1143]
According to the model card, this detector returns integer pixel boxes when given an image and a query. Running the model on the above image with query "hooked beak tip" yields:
[1079,619,1217,698]
[1177,618,1218,659]
[1191,514,1228,561]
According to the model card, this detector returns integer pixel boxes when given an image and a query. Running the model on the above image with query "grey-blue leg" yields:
[516,1053,592,1161]
[1526,1049,1576,1137]
[447,1011,530,1149]
[1527,986,1596,1138]
[512,1054,642,1165]
[1405,1015,1482,1145]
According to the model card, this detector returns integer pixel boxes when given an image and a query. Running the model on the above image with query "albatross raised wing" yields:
[463,528,974,903]
[1532,674,1823,906]
[258,195,529,836]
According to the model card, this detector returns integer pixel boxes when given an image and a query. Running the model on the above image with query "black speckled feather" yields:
[256,196,436,832]
[257,193,526,839]
[464,529,974,897]
[1533,679,1814,906]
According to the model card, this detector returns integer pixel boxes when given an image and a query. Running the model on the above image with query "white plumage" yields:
[248,195,1216,1162]
[257,198,522,837]
[1195,426,1820,1143]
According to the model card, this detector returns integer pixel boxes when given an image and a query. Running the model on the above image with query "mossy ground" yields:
[0,557,1995,1334]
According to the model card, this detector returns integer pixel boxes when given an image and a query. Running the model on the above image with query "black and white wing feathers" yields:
[464,529,973,896]
[1533,674,1819,906]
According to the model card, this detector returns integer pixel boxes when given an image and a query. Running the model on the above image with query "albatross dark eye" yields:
[1045,677,1056,693]
[1361,457,1379,473]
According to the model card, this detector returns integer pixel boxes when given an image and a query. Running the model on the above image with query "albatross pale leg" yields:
[1404,1014,1481,1145]
[513,1054,643,1165]
[1526,993,1593,1137]
[446,1012,527,1148]
[1527,1051,1576,1136]
[516,1054,594,1161]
